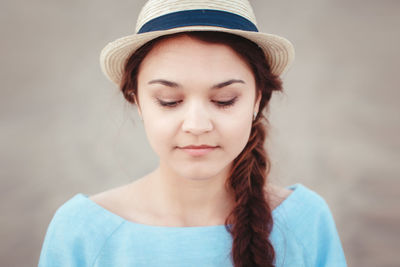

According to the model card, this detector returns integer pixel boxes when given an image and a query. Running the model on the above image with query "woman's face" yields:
[136,35,261,180]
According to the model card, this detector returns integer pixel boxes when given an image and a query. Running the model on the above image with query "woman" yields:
[39,0,347,266]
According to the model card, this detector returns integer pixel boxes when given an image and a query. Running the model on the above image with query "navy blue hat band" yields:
[138,9,259,34]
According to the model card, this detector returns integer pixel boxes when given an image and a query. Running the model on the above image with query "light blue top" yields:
[38,184,347,266]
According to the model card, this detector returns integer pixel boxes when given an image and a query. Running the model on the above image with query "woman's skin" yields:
[91,35,292,227]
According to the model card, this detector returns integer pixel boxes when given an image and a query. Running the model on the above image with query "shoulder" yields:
[89,179,149,223]
[273,184,347,266]
[266,183,333,223]
[274,183,336,228]
[89,185,128,215]
[50,192,125,230]
[39,193,125,266]
[265,183,293,211]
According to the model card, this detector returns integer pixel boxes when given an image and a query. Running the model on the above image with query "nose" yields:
[181,101,213,135]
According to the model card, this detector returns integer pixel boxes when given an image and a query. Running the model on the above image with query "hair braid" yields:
[224,114,275,267]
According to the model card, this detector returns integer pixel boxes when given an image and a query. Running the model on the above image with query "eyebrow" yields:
[147,79,245,89]
[148,79,179,88]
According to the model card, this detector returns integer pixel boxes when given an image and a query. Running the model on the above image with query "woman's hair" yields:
[120,31,283,267]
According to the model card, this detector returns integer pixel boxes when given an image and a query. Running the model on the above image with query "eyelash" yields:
[157,97,237,109]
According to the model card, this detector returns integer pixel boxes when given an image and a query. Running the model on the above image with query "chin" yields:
[177,164,230,182]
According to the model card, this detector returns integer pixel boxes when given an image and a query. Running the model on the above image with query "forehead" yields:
[137,35,255,87]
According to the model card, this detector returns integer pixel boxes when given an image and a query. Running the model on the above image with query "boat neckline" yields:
[75,183,304,229]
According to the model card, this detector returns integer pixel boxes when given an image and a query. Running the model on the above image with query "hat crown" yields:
[135,0,257,33]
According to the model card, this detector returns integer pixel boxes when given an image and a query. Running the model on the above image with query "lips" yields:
[179,145,218,156]
[182,145,217,149]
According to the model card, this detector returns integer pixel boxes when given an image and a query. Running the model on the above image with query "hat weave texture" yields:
[100,0,295,85]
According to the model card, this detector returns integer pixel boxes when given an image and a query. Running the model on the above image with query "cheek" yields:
[142,115,177,156]
[219,112,253,155]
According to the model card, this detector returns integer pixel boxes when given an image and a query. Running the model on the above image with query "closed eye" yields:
[157,100,182,107]
[157,97,237,109]
[212,97,237,108]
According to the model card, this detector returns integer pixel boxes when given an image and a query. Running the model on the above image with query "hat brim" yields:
[100,26,295,85]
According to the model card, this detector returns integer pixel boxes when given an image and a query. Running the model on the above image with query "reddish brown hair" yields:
[120,31,283,267]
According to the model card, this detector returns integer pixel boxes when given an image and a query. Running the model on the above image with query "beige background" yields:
[1,0,399,266]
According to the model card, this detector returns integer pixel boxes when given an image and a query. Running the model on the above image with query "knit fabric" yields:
[38,184,347,267]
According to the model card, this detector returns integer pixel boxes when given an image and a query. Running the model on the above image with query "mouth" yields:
[181,144,217,149]
[178,145,219,156]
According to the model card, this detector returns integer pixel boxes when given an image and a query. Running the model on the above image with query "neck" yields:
[146,163,235,227]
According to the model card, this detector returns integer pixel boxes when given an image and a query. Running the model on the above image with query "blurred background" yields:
[1,0,399,266]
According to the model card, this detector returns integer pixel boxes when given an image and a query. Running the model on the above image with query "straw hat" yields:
[100,0,295,85]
